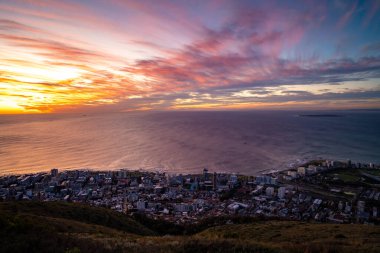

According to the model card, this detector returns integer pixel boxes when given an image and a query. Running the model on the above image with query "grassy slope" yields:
[197,221,380,253]
[0,201,155,253]
[0,201,379,253]
[0,201,154,235]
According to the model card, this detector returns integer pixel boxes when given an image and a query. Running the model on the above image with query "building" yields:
[117,170,128,179]
[297,167,306,176]
[51,168,58,177]
[357,201,365,213]
[174,203,192,213]
[344,202,352,213]
[255,176,277,185]
[277,187,286,199]
[204,180,213,191]
[230,173,238,184]
[136,200,146,211]
[338,201,343,211]
[266,187,274,197]
[306,165,317,175]
[287,171,297,179]
[213,172,217,190]
[203,168,209,181]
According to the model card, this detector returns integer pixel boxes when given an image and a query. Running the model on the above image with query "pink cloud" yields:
[1,0,379,112]
[337,1,358,28]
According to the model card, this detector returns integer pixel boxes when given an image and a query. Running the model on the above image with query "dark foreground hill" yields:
[0,201,379,253]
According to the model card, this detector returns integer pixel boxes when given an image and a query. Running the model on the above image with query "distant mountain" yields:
[0,201,379,253]
[298,114,342,117]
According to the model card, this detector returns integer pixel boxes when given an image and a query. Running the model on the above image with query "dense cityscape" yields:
[1,160,379,225]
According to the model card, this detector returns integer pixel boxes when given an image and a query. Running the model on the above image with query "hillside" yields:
[197,221,380,253]
[0,201,379,253]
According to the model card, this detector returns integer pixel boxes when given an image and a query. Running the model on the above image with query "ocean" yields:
[0,110,379,175]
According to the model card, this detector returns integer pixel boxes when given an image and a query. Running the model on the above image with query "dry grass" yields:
[196,221,380,253]
[1,202,380,253]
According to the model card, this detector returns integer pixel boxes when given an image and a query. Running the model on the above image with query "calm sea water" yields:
[0,110,379,175]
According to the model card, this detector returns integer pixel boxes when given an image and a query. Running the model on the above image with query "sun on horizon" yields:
[1,0,380,114]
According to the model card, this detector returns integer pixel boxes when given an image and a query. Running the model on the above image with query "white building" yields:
[277,187,286,199]
[297,167,306,176]
[266,187,274,197]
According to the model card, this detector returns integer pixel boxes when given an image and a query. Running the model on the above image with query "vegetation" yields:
[0,201,155,235]
[0,201,379,253]
[197,221,380,253]
[324,168,380,186]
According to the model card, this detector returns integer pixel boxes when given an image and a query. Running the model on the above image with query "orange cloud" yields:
[0,0,379,113]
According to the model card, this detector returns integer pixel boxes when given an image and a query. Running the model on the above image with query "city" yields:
[1,160,379,225]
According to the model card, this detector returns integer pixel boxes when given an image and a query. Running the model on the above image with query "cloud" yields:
[0,0,379,113]
[362,42,380,53]
[0,34,109,64]
[337,1,358,28]
[0,19,43,33]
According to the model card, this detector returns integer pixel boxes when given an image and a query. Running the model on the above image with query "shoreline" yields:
[1,157,378,177]
[1,158,379,226]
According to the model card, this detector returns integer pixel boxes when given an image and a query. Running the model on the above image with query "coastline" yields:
[1,158,379,227]
[0,157,377,177]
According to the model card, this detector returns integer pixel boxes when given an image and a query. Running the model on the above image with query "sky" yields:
[0,0,380,113]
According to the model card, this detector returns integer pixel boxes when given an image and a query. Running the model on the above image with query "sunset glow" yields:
[0,0,380,113]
